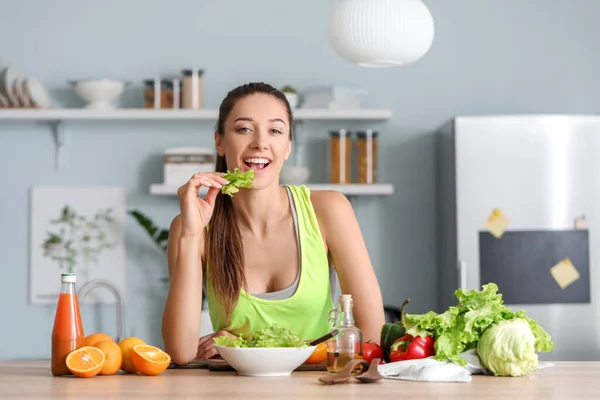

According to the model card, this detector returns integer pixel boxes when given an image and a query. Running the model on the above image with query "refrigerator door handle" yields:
[457,259,467,289]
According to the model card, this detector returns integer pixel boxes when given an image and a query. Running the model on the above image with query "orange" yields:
[305,342,327,364]
[118,337,145,373]
[94,340,123,375]
[84,333,114,347]
[66,346,105,378]
[131,344,171,376]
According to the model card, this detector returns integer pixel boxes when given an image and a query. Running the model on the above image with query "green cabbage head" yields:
[477,318,539,377]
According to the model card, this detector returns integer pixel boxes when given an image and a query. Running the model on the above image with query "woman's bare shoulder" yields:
[310,189,349,208]
[309,189,353,227]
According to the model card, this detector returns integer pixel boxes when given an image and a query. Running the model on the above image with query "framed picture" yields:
[30,186,126,305]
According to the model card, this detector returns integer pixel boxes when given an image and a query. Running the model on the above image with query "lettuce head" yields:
[477,318,541,377]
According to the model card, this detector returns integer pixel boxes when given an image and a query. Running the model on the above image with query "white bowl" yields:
[215,346,316,377]
[284,92,299,108]
[69,79,126,110]
[281,166,310,185]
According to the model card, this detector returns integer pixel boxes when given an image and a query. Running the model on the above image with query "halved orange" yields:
[131,344,171,376]
[66,346,105,378]
[118,337,145,373]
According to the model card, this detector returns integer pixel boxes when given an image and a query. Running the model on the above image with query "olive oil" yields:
[326,294,363,373]
[326,352,364,373]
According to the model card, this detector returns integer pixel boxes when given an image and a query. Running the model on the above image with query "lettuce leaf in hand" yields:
[403,283,555,366]
[221,168,254,197]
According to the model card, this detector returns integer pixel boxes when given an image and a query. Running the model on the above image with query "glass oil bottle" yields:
[326,294,363,373]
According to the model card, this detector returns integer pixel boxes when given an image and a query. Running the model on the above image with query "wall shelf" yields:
[0,108,392,121]
[0,107,392,171]
[149,183,394,197]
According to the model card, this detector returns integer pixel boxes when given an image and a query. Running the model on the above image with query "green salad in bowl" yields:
[213,324,315,377]
[214,324,308,348]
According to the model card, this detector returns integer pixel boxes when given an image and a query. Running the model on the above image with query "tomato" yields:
[305,342,327,364]
[361,340,384,364]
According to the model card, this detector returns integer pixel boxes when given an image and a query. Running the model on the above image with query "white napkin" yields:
[377,349,554,383]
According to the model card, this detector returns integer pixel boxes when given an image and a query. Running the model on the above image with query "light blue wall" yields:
[1,0,599,361]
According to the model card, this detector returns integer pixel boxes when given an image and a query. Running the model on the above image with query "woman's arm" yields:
[161,215,205,364]
[312,191,385,344]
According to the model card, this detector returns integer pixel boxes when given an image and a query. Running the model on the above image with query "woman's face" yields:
[215,93,291,189]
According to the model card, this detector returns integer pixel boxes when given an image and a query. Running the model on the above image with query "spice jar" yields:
[329,129,352,184]
[182,69,204,109]
[143,78,163,109]
[172,78,181,109]
[162,79,182,109]
[356,130,378,184]
[161,81,173,109]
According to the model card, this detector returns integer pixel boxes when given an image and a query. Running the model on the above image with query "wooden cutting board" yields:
[168,358,326,372]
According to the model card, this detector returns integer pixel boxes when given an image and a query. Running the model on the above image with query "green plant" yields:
[281,85,297,93]
[127,210,213,305]
[128,210,169,253]
[42,205,117,274]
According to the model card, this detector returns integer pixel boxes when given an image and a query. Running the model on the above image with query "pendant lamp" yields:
[328,0,435,68]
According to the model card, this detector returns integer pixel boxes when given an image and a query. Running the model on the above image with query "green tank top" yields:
[205,185,335,341]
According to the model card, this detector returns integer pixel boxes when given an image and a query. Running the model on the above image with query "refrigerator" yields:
[437,114,600,362]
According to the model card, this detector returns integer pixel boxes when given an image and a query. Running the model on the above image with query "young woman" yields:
[162,82,385,364]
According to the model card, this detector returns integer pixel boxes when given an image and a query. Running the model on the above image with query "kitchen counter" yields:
[0,360,597,399]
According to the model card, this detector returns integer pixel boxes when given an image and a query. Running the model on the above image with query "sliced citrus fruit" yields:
[118,337,145,373]
[131,344,171,376]
[66,346,105,378]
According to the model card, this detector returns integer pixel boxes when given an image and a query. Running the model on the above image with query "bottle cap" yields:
[61,273,76,283]
[339,294,352,310]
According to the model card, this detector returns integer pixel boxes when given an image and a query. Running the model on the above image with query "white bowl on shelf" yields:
[281,166,310,185]
[69,79,127,110]
[284,92,299,108]
[215,346,316,377]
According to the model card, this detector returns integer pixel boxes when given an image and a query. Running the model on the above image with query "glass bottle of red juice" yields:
[51,273,84,376]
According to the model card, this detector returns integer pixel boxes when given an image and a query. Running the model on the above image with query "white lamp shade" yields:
[328,0,435,68]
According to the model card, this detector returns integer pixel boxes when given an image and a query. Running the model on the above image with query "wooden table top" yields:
[0,360,597,399]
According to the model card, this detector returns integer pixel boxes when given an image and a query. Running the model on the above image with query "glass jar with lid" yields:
[356,130,378,184]
[162,79,182,109]
[329,129,352,184]
[143,78,163,109]
[182,68,204,109]
[144,78,183,109]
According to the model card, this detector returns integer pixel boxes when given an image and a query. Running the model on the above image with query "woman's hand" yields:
[196,330,237,360]
[176,172,229,237]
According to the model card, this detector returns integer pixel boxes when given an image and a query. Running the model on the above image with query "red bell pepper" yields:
[389,334,435,362]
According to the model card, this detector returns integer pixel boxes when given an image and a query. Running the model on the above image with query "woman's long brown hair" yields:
[207,82,293,322]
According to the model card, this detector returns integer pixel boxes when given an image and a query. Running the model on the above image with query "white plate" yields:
[0,92,8,108]
[26,77,51,109]
[13,77,29,107]
[0,58,8,92]
[1,65,24,106]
